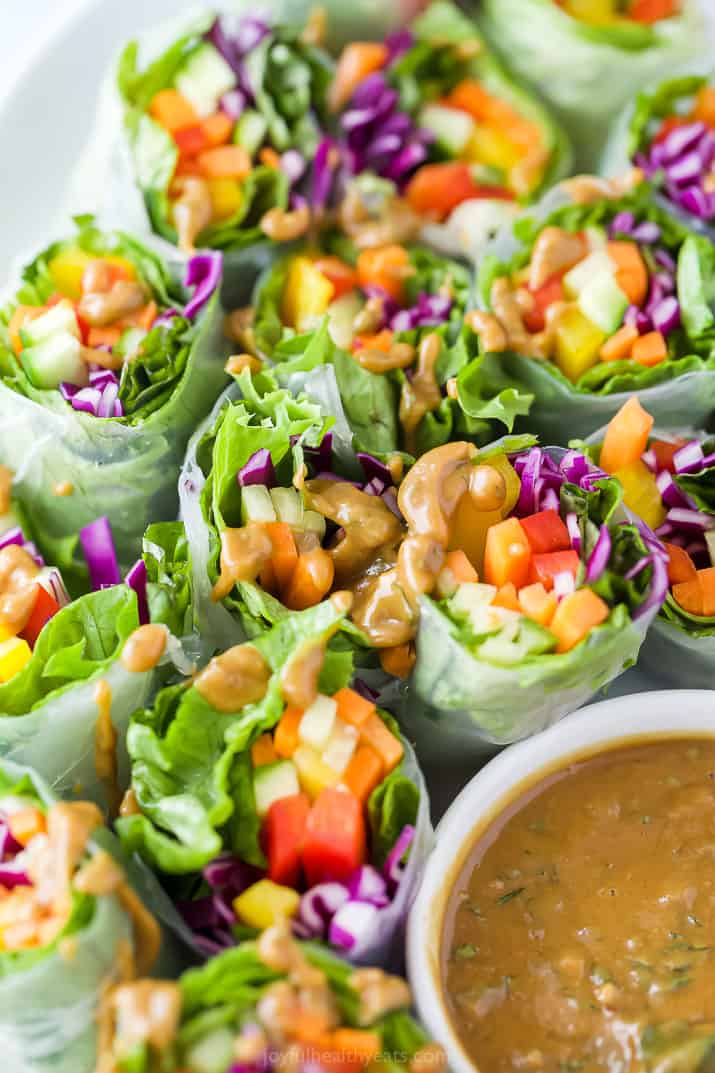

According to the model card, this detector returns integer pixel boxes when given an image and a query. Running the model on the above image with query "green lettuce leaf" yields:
[143,521,194,638]
[118,601,351,874]
[627,73,709,160]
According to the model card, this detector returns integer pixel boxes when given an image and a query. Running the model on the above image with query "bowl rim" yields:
[406,688,715,1073]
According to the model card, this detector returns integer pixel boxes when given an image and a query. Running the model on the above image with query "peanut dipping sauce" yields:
[211,443,508,662]
[442,738,715,1073]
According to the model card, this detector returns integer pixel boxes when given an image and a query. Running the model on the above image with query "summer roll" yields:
[0,218,226,587]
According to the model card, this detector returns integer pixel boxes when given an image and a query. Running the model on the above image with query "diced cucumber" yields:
[299,694,337,751]
[270,487,303,527]
[477,617,556,666]
[563,250,615,299]
[22,333,86,390]
[450,583,524,636]
[706,530,715,568]
[175,43,236,118]
[301,510,326,540]
[240,485,276,525]
[233,109,268,156]
[20,302,79,347]
[327,291,364,350]
[184,1028,236,1073]
[450,582,498,619]
[419,104,475,156]
[323,721,359,774]
[253,760,300,818]
[578,271,629,335]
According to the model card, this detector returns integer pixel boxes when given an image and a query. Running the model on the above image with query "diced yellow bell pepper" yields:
[101,255,137,281]
[0,638,31,683]
[448,498,503,576]
[462,124,521,173]
[233,880,300,930]
[280,257,335,333]
[207,178,243,220]
[48,248,93,300]
[293,744,340,800]
[564,0,617,23]
[553,307,606,383]
[612,460,667,532]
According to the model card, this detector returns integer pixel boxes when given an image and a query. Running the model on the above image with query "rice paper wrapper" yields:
[63,0,426,298]
[473,189,715,442]
[1,247,227,582]
[478,0,703,171]
[403,448,660,758]
[0,629,190,814]
[0,761,184,1073]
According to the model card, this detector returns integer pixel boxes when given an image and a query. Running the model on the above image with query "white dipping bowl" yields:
[406,689,715,1073]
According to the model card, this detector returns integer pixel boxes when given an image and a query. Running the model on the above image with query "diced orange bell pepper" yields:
[259,147,282,169]
[379,643,415,679]
[274,705,304,759]
[444,80,539,150]
[600,323,639,363]
[323,1029,382,1073]
[599,396,654,475]
[88,326,123,348]
[697,567,715,616]
[333,687,375,728]
[265,521,299,593]
[174,124,210,159]
[492,583,520,611]
[606,241,648,307]
[518,582,557,626]
[282,548,335,611]
[7,807,46,846]
[149,89,198,133]
[356,245,411,304]
[197,145,251,180]
[519,510,571,555]
[330,42,389,111]
[342,745,384,803]
[673,578,704,615]
[549,588,609,653]
[664,543,697,586]
[251,733,278,767]
[360,713,403,773]
[312,257,359,301]
[201,112,233,148]
[632,330,667,367]
[405,162,513,223]
[483,517,532,589]
[629,0,678,23]
[693,87,715,129]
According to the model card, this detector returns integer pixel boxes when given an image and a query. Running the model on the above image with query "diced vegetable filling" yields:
[333,34,548,217]
[483,214,682,383]
[599,397,715,620]
[184,685,415,957]
[633,83,715,223]
[554,0,680,24]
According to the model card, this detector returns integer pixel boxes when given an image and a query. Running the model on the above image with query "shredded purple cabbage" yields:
[635,118,715,222]
[184,251,223,320]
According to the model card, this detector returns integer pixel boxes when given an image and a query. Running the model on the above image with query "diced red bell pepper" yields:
[312,257,359,301]
[523,273,565,333]
[302,788,366,887]
[528,549,580,591]
[405,162,513,222]
[652,115,686,145]
[264,793,310,888]
[173,124,209,159]
[519,510,571,555]
[20,585,60,648]
[651,438,688,474]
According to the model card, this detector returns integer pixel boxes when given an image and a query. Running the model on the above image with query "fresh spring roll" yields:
[117,601,431,967]
[117,7,334,265]
[324,1,570,263]
[95,921,444,1073]
[241,240,531,457]
[585,397,715,689]
[478,0,702,171]
[0,759,165,1073]
[601,67,715,234]
[0,473,190,811]
[461,176,715,442]
[0,219,226,588]
[395,437,665,756]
